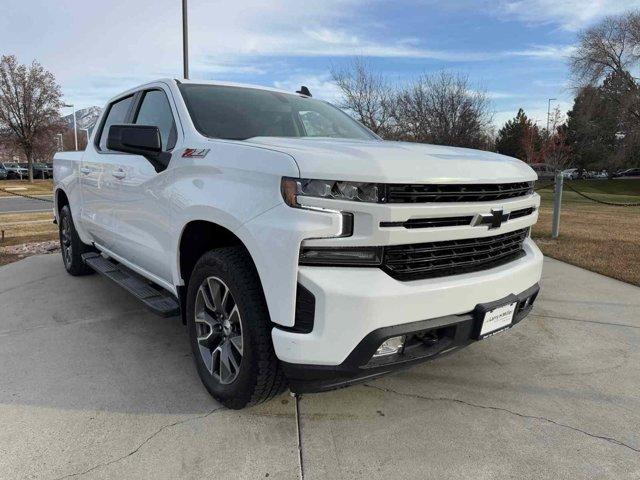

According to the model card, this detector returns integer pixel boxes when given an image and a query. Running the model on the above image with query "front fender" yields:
[236,204,343,328]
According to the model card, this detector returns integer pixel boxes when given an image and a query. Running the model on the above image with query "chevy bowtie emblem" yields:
[473,208,510,229]
[182,148,210,158]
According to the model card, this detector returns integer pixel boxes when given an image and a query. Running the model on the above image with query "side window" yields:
[299,110,340,137]
[98,95,134,151]
[134,90,177,150]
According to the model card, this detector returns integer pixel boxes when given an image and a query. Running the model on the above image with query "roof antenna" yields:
[296,86,312,97]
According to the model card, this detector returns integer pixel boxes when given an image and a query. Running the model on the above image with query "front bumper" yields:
[272,238,542,366]
[283,283,540,393]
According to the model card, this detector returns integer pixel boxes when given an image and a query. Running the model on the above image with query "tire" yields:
[186,247,286,409]
[59,205,94,276]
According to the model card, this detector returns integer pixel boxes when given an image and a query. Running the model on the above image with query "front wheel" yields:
[186,247,286,409]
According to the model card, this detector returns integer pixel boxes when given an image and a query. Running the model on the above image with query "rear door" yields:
[107,86,180,284]
[79,94,136,248]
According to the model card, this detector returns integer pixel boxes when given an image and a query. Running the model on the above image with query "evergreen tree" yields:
[565,73,629,171]
[495,109,540,161]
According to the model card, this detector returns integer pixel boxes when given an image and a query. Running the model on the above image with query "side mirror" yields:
[107,124,170,172]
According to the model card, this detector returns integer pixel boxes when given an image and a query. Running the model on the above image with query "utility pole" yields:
[546,98,557,136]
[82,128,91,148]
[182,0,189,79]
[552,171,563,239]
[63,103,78,151]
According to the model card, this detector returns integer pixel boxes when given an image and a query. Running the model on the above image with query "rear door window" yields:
[98,95,134,151]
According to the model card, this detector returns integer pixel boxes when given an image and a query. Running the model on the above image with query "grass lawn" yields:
[0,179,54,197]
[533,179,640,286]
[0,180,57,265]
[0,211,58,266]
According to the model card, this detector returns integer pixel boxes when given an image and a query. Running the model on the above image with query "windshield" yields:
[178,84,377,141]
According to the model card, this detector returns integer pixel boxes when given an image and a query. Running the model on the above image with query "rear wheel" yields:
[186,247,286,409]
[59,205,94,276]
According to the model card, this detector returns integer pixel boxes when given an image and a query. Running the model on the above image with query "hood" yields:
[245,137,536,184]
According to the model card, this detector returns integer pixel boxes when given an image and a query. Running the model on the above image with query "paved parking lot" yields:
[0,194,53,213]
[0,254,638,479]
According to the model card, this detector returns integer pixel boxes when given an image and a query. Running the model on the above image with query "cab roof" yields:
[107,78,304,104]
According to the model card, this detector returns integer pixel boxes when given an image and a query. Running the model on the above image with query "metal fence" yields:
[536,173,640,239]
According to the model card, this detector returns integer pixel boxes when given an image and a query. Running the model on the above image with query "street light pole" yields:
[63,103,78,151]
[546,98,557,136]
[182,0,189,79]
[82,128,91,148]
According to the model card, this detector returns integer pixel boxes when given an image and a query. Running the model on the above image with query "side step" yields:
[82,253,180,317]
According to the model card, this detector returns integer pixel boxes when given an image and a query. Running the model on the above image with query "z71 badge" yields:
[182,148,210,158]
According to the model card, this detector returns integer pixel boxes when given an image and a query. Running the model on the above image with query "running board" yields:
[82,253,180,317]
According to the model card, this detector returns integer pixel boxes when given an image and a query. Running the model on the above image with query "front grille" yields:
[385,182,534,203]
[383,228,528,281]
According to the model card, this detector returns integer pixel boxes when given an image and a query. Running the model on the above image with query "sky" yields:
[2,0,640,128]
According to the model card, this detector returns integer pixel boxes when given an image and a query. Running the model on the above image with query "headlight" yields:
[281,177,382,207]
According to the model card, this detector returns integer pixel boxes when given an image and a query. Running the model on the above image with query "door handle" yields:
[80,167,91,175]
[112,170,126,180]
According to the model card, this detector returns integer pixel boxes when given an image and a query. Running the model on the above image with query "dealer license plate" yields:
[479,302,517,337]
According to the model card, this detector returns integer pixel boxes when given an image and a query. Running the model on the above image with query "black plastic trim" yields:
[379,207,536,230]
[277,283,316,334]
[281,283,540,393]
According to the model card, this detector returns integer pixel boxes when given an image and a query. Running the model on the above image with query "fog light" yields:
[373,336,405,357]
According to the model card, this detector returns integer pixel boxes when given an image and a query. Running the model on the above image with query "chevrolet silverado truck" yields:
[53,79,542,409]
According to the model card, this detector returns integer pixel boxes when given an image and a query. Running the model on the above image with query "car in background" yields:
[561,168,579,180]
[0,165,7,180]
[530,163,555,181]
[612,168,640,178]
[32,162,53,179]
[1,162,28,179]
[592,170,608,179]
[581,170,607,179]
[619,168,640,178]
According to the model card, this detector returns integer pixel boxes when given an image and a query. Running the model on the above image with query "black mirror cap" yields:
[106,124,170,172]
[107,124,162,157]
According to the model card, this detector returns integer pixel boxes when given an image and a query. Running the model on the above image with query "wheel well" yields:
[56,189,69,214]
[178,221,244,286]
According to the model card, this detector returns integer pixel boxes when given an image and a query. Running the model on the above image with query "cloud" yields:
[273,73,343,102]
[492,0,640,31]
[0,0,583,111]
[506,44,577,59]
[485,91,528,100]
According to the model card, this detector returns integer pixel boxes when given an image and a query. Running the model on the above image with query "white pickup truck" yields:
[53,79,542,409]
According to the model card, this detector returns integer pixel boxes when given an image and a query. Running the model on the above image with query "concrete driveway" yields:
[0,254,638,479]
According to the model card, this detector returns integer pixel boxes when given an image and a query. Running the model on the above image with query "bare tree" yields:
[34,122,66,160]
[539,108,572,171]
[570,11,640,91]
[330,58,396,137]
[0,55,64,181]
[520,121,541,164]
[394,72,494,149]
